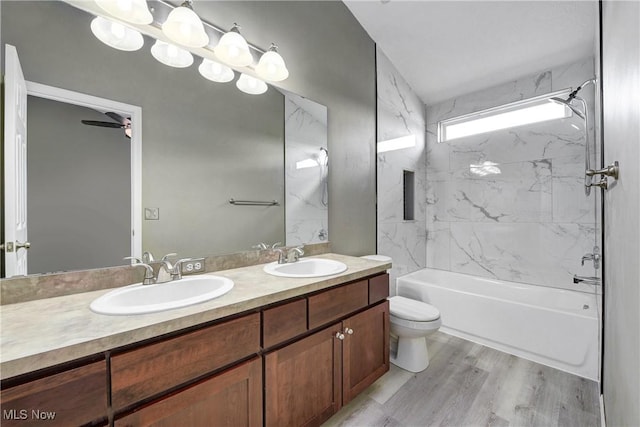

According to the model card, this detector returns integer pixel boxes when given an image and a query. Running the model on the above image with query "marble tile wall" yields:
[376,48,427,291]
[425,57,599,291]
[285,96,329,246]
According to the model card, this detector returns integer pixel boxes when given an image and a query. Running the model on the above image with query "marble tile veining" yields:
[426,57,598,291]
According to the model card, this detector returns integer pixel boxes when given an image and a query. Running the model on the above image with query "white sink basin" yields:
[263,258,348,278]
[90,275,234,315]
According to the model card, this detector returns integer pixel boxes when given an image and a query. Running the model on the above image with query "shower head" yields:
[550,96,586,120]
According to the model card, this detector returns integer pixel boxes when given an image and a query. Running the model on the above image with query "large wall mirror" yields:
[1,0,328,278]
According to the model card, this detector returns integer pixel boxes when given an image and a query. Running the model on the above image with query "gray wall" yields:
[27,96,130,273]
[602,1,640,425]
[2,1,377,263]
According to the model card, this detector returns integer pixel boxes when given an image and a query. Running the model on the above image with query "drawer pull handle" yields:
[344,328,354,335]
[335,332,345,340]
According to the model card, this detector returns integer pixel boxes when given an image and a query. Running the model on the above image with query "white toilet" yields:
[388,296,441,372]
[361,255,442,373]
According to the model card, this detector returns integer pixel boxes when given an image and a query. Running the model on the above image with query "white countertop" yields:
[0,253,390,380]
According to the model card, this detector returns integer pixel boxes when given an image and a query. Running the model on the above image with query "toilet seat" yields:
[389,296,440,321]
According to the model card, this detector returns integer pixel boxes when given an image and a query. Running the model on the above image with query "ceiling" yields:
[344,1,598,106]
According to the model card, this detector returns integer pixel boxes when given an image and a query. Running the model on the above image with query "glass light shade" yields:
[90,17,144,51]
[95,0,153,25]
[236,73,267,95]
[255,46,289,82]
[215,28,253,67]
[162,5,209,48]
[150,40,194,68]
[198,58,234,83]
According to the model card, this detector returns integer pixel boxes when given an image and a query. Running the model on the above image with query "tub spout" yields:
[573,275,601,286]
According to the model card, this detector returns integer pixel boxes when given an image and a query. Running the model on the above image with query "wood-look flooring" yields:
[324,332,601,427]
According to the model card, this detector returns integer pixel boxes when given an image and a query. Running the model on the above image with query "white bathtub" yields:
[396,268,599,380]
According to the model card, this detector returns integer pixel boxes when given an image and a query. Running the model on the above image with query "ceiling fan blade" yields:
[81,120,124,128]
[105,111,130,126]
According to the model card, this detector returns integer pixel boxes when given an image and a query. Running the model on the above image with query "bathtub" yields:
[396,268,599,380]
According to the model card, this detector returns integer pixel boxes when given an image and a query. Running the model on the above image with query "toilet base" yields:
[390,336,430,373]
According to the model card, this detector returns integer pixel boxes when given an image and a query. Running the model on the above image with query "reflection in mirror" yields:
[26,96,132,274]
[284,92,329,246]
[1,1,329,278]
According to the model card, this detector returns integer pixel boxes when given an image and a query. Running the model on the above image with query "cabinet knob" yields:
[335,332,345,340]
[344,328,354,335]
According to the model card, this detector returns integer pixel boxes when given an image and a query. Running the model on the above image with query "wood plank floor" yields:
[324,332,601,427]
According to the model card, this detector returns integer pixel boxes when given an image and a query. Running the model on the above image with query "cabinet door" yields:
[342,301,390,404]
[265,324,342,427]
[115,357,262,427]
[0,361,107,427]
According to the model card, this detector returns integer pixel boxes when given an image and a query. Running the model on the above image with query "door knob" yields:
[344,328,354,335]
[0,241,31,252]
[15,241,31,250]
[335,332,345,340]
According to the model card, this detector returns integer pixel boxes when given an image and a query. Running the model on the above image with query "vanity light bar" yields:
[63,0,287,93]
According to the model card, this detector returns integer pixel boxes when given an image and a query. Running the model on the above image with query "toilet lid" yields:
[389,296,440,321]
[361,254,392,262]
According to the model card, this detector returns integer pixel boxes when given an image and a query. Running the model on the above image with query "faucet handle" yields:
[271,242,282,249]
[124,257,155,285]
[171,258,193,279]
[252,243,269,250]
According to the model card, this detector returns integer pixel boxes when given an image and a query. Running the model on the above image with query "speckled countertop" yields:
[0,254,390,380]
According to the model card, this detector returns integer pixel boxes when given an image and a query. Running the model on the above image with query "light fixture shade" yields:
[162,3,209,48]
[255,44,289,82]
[150,40,194,68]
[95,0,153,25]
[198,58,234,83]
[215,25,253,67]
[236,73,267,95]
[90,17,144,51]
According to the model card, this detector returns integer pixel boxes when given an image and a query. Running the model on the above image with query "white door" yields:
[3,44,29,276]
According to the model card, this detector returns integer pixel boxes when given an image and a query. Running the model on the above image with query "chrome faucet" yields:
[124,256,155,285]
[274,245,305,264]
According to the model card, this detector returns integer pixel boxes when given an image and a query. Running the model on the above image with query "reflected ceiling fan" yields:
[81,112,132,139]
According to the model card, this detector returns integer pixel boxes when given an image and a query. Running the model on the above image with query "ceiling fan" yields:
[81,112,132,138]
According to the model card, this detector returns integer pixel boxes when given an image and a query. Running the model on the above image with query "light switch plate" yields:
[144,207,160,220]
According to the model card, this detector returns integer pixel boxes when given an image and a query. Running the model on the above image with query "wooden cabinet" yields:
[0,360,107,426]
[111,313,260,411]
[115,357,262,427]
[265,296,390,427]
[1,272,389,427]
[265,325,342,427]
[342,301,390,404]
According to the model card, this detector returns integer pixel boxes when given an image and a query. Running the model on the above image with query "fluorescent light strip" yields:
[377,135,416,153]
[444,102,569,141]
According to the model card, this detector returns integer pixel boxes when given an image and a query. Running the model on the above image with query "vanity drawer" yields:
[0,361,107,426]
[308,280,369,329]
[263,298,308,348]
[369,273,389,304]
[111,312,260,410]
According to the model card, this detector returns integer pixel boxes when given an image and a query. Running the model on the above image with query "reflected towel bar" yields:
[229,198,280,206]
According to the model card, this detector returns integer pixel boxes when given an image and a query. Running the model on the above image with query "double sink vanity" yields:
[0,253,391,426]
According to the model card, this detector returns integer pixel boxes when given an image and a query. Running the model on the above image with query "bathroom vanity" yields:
[0,254,390,426]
